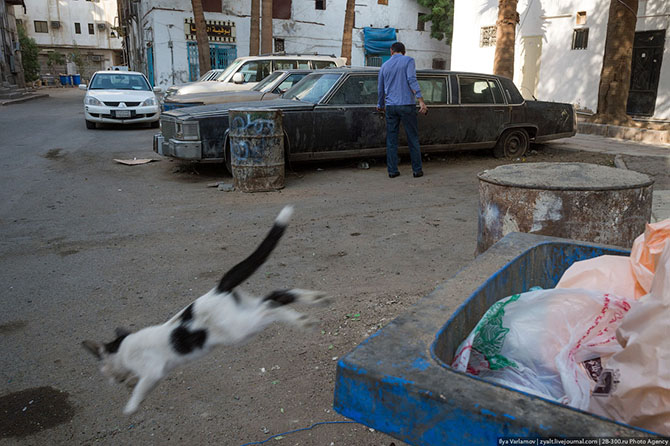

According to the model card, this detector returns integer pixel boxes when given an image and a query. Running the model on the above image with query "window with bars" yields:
[274,38,285,53]
[480,26,496,47]
[572,28,589,49]
[88,23,94,34]
[34,20,48,33]
[74,22,81,34]
[315,0,325,10]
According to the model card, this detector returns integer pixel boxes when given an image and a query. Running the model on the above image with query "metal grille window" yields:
[88,23,94,34]
[34,21,48,33]
[74,22,81,34]
[572,28,589,50]
[366,55,383,67]
[432,58,446,70]
[315,0,325,10]
[274,38,285,53]
[480,26,496,47]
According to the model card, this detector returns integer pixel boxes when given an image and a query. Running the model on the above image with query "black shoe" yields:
[388,172,400,178]
[413,170,424,178]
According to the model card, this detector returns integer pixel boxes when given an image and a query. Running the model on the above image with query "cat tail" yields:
[216,205,294,293]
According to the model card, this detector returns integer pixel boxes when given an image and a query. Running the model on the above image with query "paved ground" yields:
[0,88,668,446]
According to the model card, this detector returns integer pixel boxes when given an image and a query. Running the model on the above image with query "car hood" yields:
[172,81,254,95]
[165,90,278,105]
[164,98,316,121]
[87,90,156,101]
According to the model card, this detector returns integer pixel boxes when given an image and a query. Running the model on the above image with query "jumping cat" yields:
[82,206,328,414]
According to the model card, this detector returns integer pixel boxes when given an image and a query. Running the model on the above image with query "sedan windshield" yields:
[283,73,341,103]
[90,73,151,91]
[252,71,284,92]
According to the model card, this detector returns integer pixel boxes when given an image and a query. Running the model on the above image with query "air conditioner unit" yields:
[50,21,60,29]
[97,23,107,31]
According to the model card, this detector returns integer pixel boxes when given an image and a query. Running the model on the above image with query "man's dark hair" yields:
[390,42,406,55]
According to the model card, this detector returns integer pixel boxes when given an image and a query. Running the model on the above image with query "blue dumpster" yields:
[59,75,70,86]
[334,232,662,444]
[71,74,81,86]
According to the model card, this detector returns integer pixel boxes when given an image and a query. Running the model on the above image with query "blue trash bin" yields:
[59,75,71,86]
[71,74,81,86]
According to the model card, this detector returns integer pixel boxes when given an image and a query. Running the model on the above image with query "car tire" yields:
[85,120,96,129]
[150,120,160,129]
[493,128,529,159]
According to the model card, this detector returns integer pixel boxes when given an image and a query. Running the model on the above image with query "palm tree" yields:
[191,0,211,75]
[341,0,355,65]
[596,0,639,124]
[250,0,261,56]
[492,0,519,79]
[261,0,273,54]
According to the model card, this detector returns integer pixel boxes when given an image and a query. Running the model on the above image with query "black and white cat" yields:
[83,206,328,414]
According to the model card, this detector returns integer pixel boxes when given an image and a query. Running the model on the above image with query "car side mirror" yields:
[153,86,163,93]
[78,84,87,90]
[232,72,244,84]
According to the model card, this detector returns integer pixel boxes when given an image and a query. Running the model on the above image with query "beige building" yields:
[14,0,123,83]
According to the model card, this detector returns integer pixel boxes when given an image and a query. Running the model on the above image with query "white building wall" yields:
[132,0,450,89]
[451,0,670,120]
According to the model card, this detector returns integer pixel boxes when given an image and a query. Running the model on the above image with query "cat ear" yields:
[115,327,131,338]
[82,340,103,360]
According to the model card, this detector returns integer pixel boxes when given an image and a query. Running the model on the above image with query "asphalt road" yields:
[0,88,663,445]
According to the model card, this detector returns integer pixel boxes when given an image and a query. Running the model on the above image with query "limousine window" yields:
[417,77,448,104]
[284,72,341,103]
[328,75,378,105]
[274,60,298,70]
[459,77,499,104]
[238,60,271,83]
[313,60,337,69]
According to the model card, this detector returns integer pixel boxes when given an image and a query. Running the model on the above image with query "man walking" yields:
[377,41,428,178]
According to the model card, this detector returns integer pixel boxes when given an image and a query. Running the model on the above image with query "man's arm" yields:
[377,68,385,111]
[406,59,427,115]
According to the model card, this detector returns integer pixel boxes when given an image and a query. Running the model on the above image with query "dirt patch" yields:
[43,148,65,160]
[0,387,76,438]
[0,320,27,334]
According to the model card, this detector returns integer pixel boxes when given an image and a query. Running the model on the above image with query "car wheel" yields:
[150,120,160,129]
[85,120,96,129]
[493,128,529,159]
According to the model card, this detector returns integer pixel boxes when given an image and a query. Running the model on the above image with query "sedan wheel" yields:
[494,128,529,158]
[85,120,96,129]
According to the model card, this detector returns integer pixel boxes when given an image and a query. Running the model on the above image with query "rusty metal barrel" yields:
[476,162,654,255]
[229,108,284,192]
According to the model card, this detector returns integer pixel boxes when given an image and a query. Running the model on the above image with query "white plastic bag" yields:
[452,287,634,409]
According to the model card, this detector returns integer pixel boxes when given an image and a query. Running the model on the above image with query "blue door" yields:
[147,46,155,87]
[187,43,237,81]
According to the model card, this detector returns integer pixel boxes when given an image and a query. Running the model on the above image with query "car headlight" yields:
[175,121,199,141]
[142,97,157,106]
[85,96,102,106]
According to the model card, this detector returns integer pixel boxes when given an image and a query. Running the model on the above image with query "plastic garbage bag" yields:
[556,219,670,300]
[588,240,670,435]
[452,287,634,410]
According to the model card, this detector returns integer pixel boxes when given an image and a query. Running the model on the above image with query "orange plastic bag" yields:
[557,219,670,300]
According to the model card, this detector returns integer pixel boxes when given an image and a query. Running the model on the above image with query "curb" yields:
[0,93,50,106]
[578,121,669,146]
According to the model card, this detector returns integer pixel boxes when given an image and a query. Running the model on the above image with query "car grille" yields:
[161,117,177,140]
[104,101,141,106]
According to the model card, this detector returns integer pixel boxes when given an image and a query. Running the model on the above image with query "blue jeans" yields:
[385,104,422,175]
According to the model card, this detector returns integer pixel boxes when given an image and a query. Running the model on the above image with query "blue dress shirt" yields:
[377,53,423,108]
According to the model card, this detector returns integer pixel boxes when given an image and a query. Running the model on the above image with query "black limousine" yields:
[154,67,576,171]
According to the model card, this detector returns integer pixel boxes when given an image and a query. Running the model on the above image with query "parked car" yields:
[80,71,162,129]
[154,68,576,171]
[162,69,312,112]
[162,54,346,100]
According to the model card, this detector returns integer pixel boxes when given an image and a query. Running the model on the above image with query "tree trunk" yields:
[596,0,638,124]
[493,0,519,79]
[250,0,260,56]
[191,0,211,75]
[340,0,355,65]
[261,0,273,54]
